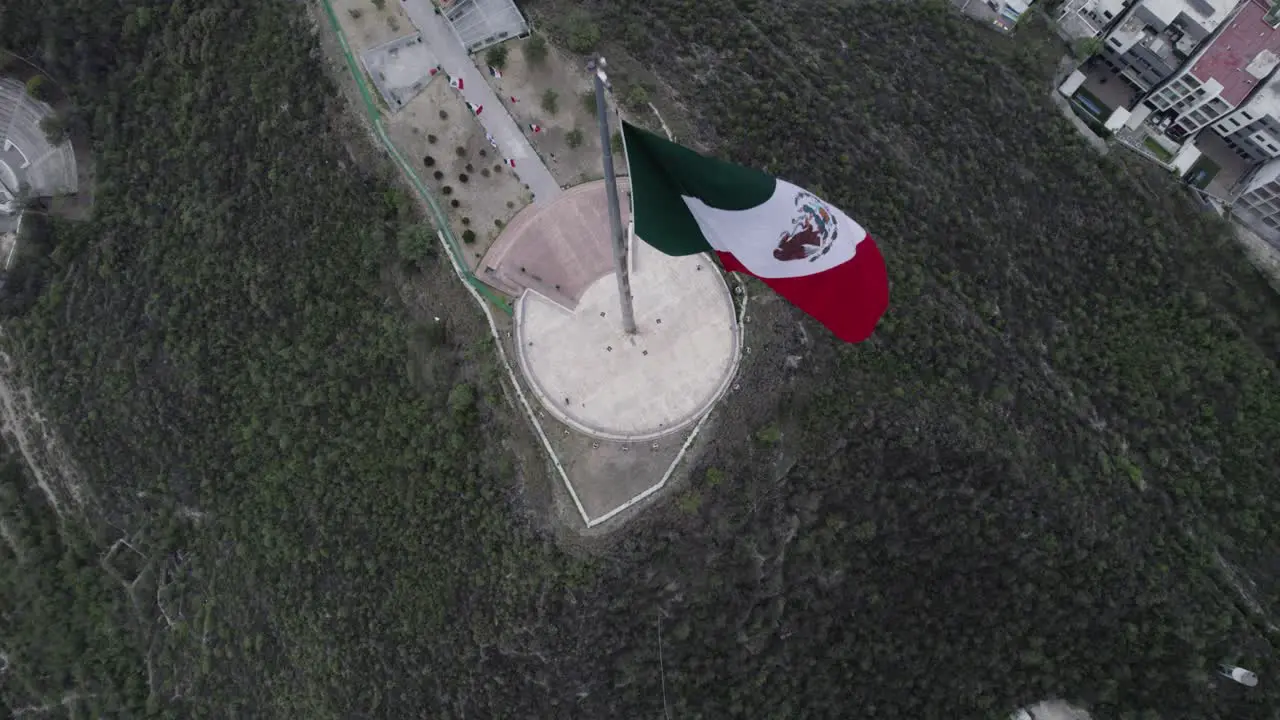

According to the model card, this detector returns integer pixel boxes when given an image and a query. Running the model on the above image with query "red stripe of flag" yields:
[715,234,888,343]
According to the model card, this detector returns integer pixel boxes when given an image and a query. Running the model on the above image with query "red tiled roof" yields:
[1189,0,1280,106]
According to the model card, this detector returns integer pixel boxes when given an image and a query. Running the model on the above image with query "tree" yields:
[524,35,549,66]
[1074,37,1103,58]
[566,128,585,149]
[397,223,436,267]
[485,43,509,70]
[39,114,68,144]
[541,88,559,114]
[623,84,650,108]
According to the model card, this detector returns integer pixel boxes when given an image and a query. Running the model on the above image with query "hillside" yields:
[1,0,1279,717]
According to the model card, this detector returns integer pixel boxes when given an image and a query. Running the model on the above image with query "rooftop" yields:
[1189,0,1280,105]
[360,34,440,112]
[1139,0,1239,33]
[440,0,529,53]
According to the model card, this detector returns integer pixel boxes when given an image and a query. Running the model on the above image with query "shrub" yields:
[565,12,601,54]
[456,146,466,157]
[1074,37,1103,59]
[755,424,782,445]
[624,85,650,108]
[450,199,460,208]
[495,219,504,228]
[372,0,386,10]
[433,170,444,180]
[439,109,448,120]
[481,168,491,178]
[462,229,477,244]
[610,131,623,154]
[458,173,469,183]
[485,44,509,70]
[427,134,437,144]
[478,148,487,157]
[442,186,453,195]
[465,163,474,172]
[424,155,436,166]
[581,90,598,117]
[348,8,362,19]
[524,34,549,66]
[461,217,471,226]
[494,164,503,172]
[565,128,585,149]
[541,88,559,114]
[25,75,46,100]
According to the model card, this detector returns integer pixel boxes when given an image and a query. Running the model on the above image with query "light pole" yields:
[590,57,637,335]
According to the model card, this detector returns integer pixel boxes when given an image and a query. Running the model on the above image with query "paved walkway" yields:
[400,0,562,205]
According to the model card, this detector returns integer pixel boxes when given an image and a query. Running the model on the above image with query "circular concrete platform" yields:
[509,181,740,442]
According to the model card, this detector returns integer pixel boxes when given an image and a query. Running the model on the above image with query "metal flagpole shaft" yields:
[592,57,637,335]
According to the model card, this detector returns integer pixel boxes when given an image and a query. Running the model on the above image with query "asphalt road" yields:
[399,0,563,205]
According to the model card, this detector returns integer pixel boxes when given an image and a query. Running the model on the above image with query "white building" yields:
[439,0,529,53]
[1233,156,1280,233]
[1058,0,1130,39]
[992,0,1033,31]
[1210,74,1280,163]
[1142,0,1280,142]
[1097,0,1241,95]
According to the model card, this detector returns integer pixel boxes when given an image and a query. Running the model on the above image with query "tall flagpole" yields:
[591,57,637,335]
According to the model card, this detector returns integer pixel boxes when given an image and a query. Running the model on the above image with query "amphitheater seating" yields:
[0,77,78,198]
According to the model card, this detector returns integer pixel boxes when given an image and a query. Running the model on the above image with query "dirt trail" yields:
[1231,222,1280,292]
[0,336,91,519]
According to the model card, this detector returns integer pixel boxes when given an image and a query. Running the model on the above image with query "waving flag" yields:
[467,102,483,116]
[620,120,888,342]
[485,132,499,149]
[529,123,542,134]
[449,76,464,90]
[504,158,516,168]
[488,65,503,79]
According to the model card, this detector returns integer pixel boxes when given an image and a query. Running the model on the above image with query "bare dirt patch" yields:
[384,81,532,270]
[478,37,619,187]
[0,337,92,520]
[1231,220,1280,292]
[1013,699,1093,720]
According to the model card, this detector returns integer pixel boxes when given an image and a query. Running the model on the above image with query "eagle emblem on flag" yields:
[773,191,838,262]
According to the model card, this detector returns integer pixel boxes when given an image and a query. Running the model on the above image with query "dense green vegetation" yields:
[1,0,1278,717]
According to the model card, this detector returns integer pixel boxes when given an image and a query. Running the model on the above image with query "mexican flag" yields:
[621,121,888,343]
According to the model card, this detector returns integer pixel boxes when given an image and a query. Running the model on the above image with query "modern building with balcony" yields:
[1140,0,1280,141]
[1057,0,1131,39]
[1233,156,1280,236]
[1097,0,1241,96]
[1205,66,1280,164]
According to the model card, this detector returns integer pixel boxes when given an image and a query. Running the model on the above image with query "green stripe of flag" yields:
[622,120,776,256]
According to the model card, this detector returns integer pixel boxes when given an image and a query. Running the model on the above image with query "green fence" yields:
[318,0,513,314]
